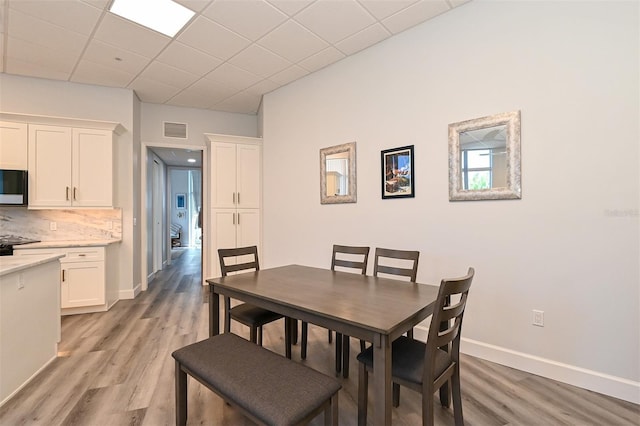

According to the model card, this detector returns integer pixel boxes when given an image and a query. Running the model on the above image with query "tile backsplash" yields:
[0,207,122,240]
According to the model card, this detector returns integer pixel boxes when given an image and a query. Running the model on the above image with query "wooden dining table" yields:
[206,264,441,426]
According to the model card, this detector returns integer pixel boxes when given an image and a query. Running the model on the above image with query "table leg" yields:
[285,317,292,359]
[372,333,392,425]
[209,286,220,337]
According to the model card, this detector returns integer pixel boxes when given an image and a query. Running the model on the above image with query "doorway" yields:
[141,142,207,291]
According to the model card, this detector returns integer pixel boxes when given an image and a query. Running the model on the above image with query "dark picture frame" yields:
[176,193,186,209]
[381,145,415,199]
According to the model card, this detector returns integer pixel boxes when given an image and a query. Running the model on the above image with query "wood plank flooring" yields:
[1,248,638,425]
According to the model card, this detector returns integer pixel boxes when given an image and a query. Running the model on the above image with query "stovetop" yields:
[0,235,41,246]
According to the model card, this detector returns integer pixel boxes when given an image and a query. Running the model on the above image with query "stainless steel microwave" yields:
[0,169,28,205]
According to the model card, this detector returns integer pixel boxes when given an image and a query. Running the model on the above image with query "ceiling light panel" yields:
[109,0,195,37]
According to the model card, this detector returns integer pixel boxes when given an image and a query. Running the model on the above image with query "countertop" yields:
[13,239,122,249]
[0,253,65,277]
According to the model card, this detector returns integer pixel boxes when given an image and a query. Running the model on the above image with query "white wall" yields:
[262,0,639,402]
[140,103,258,142]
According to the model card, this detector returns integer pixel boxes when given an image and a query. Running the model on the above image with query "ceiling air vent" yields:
[163,121,187,139]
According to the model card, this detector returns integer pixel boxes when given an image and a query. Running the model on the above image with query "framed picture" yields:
[176,193,186,209]
[381,145,414,199]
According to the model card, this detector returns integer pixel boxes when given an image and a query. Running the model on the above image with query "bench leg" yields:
[325,393,339,426]
[175,360,187,426]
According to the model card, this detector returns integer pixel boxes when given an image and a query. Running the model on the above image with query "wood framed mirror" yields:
[320,142,357,204]
[448,110,521,201]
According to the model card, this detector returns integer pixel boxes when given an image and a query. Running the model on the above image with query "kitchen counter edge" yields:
[0,253,65,277]
[13,239,122,249]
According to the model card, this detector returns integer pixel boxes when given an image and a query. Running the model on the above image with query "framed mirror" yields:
[320,142,357,204]
[448,110,521,201]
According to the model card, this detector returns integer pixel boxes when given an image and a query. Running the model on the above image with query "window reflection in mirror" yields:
[459,124,507,190]
[449,111,521,201]
[320,142,357,204]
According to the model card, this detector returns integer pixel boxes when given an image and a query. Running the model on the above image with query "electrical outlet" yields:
[50,221,57,231]
[532,310,544,327]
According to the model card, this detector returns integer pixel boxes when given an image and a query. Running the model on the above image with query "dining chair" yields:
[218,246,287,350]
[373,247,420,338]
[300,244,369,378]
[356,267,475,426]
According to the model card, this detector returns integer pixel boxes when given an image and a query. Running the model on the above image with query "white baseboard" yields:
[413,327,639,405]
[119,282,141,300]
[147,271,156,284]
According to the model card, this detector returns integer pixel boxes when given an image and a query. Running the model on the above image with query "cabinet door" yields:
[28,125,72,207]
[211,209,238,277]
[236,144,261,209]
[61,260,105,308]
[236,209,260,249]
[72,128,113,207]
[0,121,28,169]
[211,142,237,209]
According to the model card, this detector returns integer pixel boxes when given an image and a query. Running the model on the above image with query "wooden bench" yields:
[172,333,341,425]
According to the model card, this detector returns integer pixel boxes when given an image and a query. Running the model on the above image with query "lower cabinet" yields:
[14,244,119,315]
[211,208,260,278]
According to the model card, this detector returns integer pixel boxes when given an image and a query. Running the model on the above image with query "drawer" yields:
[63,247,105,262]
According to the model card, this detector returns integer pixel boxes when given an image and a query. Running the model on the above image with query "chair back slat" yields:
[373,247,420,282]
[331,245,370,275]
[424,267,474,379]
[218,246,260,277]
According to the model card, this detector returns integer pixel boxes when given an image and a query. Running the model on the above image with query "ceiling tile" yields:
[128,77,182,103]
[71,59,136,87]
[93,13,171,58]
[267,0,315,17]
[6,36,76,77]
[258,19,328,63]
[174,0,213,12]
[177,15,251,60]
[228,44,291,78]
[180,78,237,105]
[358,0,419,20]
[167,93,215,109]
[9,0,102,35]
[5,57,71,81]
[156,41,223,76]
[382,0,451,34]
[82,39,150,75]
[138,61,200,88]
[335,23,390,56]
[202,0,288,41]
[80,0,110,8]
[204,63,262,91]
[244,78,280,97]
[213,91,261,114]
[298,46,345,73]
[267,65,309,86]
[8,8,87,56]
[294,0,375,44]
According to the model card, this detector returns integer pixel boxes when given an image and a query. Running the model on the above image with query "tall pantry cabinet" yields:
[206,134,262,278]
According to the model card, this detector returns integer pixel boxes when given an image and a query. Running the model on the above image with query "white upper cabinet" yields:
[0,121,28,170]
[210,139,261,209]
[29,124,114,208]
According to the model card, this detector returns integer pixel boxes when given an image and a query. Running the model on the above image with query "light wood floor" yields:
[1,248,638,425]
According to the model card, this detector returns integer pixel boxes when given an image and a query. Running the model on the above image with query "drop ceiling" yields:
[0,0,470,115]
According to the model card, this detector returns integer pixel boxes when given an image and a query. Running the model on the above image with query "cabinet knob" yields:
[66,187,70,201]
[237,193,240,205]
[73,187,77,200]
